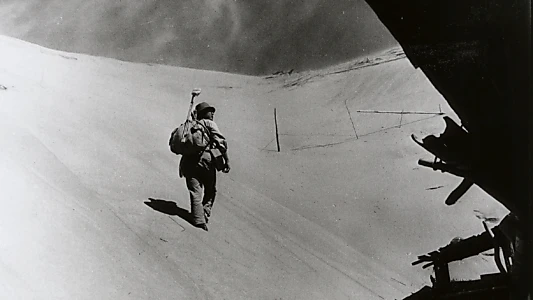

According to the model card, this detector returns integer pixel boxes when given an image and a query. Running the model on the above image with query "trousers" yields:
[185,166,217,225]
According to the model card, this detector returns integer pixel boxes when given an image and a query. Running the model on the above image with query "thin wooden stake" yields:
[274,108,280,152]
[345,100,359,139]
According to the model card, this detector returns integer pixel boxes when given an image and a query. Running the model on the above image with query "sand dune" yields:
[0,35,508,299]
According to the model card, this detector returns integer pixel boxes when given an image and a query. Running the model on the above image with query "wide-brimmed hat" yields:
[195,102,216,114]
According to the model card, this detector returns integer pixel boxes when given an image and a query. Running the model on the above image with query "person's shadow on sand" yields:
[144,198,193,225]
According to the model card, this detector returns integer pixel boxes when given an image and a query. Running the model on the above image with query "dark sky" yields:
[0,0,397,75]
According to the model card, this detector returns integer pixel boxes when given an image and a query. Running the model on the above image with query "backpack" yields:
[169,119,211,155]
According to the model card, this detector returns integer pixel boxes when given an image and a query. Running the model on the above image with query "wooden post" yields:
[274,108,280,152]
[345,99,359,139]
[434,263,451,289]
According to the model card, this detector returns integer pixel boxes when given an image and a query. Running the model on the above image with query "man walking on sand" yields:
[179,102,230,231]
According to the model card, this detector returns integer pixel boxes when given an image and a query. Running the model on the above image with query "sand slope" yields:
[0,36,508,299]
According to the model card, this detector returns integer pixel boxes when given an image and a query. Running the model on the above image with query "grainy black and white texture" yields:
[0,0,397,75]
